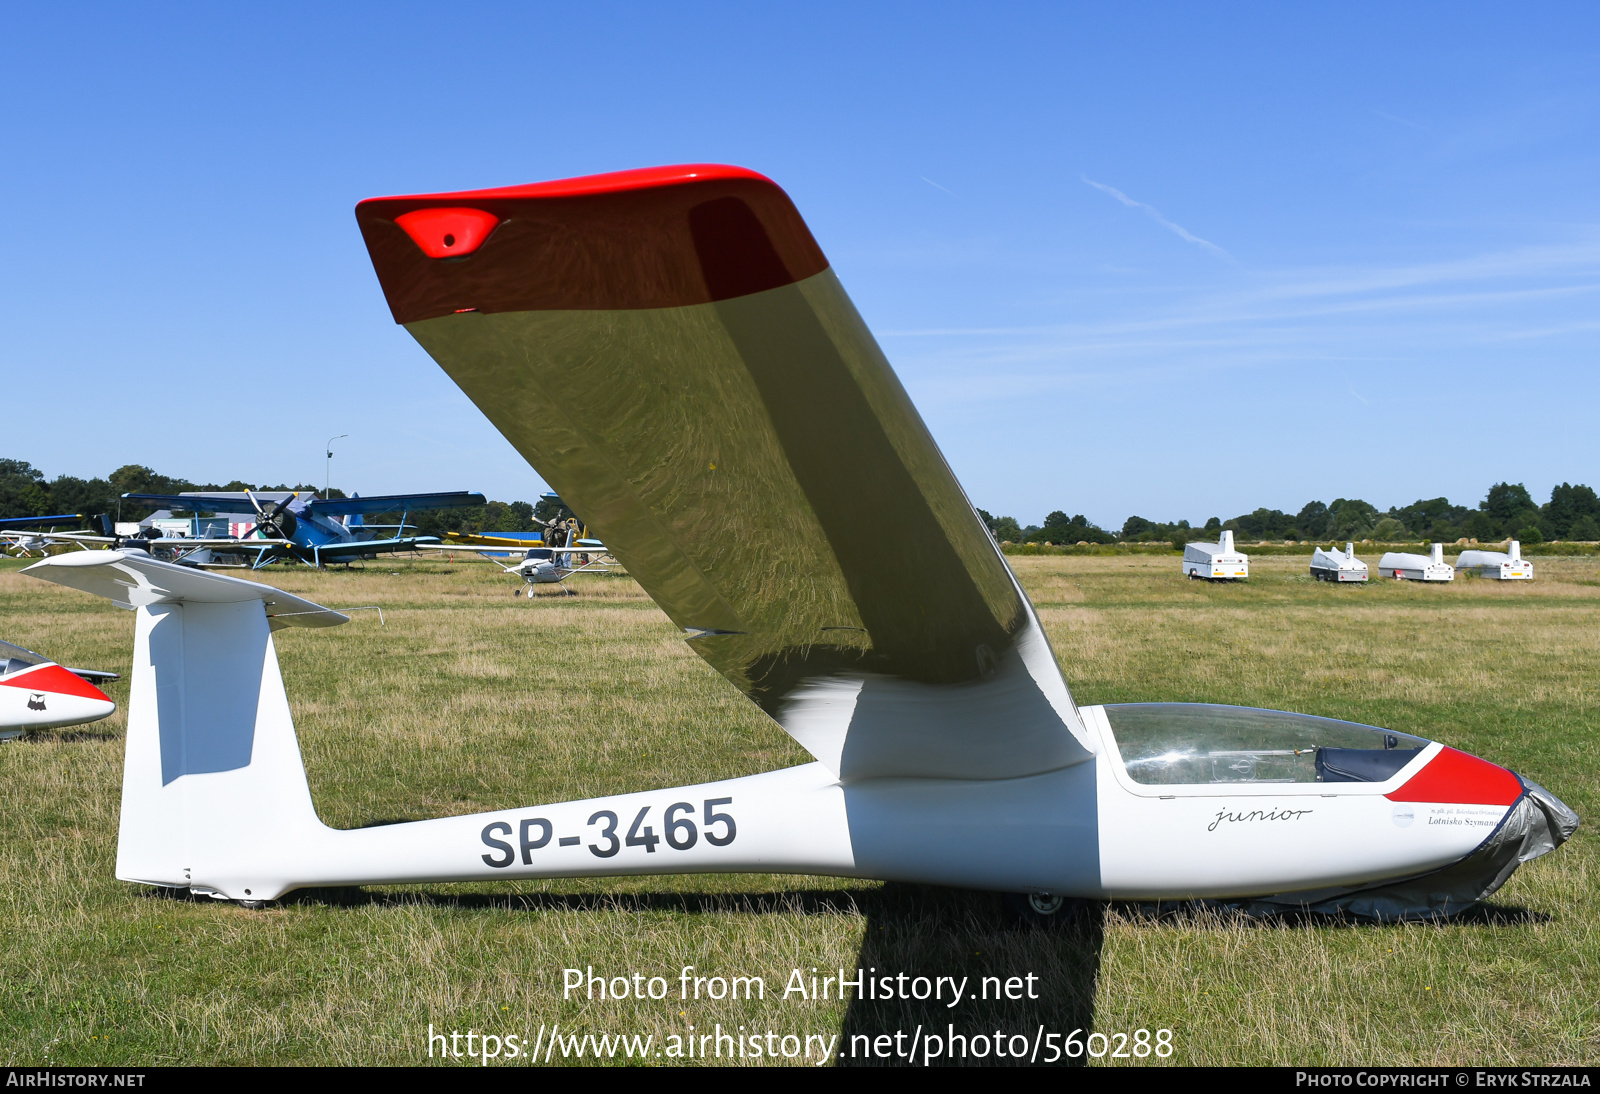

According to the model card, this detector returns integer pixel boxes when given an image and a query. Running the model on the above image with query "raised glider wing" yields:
[21,165,1576,919]
[118,489,487,568]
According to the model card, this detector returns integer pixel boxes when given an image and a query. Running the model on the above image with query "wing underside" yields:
[356,164,1092,779]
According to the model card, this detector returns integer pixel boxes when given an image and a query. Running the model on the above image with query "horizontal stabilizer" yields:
[22,550,348,629]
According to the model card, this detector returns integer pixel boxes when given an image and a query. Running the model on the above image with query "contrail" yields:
[1081,175,1234,261]
[921,176,956,196]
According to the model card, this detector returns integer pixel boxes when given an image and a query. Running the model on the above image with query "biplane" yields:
[106,489,488,568]
[22,165,1576,920]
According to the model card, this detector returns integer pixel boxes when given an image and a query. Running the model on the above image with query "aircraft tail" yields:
[21,550,346,897]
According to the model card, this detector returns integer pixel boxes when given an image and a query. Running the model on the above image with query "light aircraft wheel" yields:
[238,899,267,910]
[1003,891,1077,929]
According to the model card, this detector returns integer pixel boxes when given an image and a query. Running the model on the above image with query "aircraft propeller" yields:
[246,490,299,540]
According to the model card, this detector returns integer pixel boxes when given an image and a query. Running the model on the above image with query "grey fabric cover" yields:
[1232,777,1578,921]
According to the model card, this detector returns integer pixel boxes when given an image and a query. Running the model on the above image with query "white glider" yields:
[0,638,116,739]
[23,165,1576,920]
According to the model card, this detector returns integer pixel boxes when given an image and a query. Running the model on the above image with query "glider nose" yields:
[2,664,116,729]
[1386,745,1524,807]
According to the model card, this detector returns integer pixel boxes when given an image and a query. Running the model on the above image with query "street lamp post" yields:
[325,435,348,496]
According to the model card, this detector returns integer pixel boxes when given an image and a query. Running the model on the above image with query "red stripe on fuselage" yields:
[0,663,112,703]
[356,164,830,323]
[1386,746,1523,807]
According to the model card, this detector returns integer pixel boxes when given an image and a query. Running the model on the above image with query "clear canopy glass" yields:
[0,640,49,677]
[1104,703,1430,785]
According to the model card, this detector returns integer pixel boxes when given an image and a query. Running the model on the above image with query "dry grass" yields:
[0,551,1594,1065]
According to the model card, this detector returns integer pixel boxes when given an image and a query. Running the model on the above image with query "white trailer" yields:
[1310,542,1368,582]
[1455,540,1533,581]
[1377,543,1454,582]
[1183,529,1249,580]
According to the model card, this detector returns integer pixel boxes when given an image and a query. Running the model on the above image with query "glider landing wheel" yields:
[238,899,268,910]
[1003,891,1076,929]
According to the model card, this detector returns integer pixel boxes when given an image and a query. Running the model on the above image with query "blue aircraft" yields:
[119,489,487,569]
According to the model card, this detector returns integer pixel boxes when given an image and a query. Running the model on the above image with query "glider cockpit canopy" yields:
[0,640,49,676]
[1104,703,1431,786]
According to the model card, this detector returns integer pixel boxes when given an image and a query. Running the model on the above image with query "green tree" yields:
[1295,501,1329,538]
[1026,511,1114,545]
[1568,515,1600,541]
[1120,515,1155,541]
[1371,517,1408,541]
[977,508,1022,542]
[1327,499,1378,540]
[1481,482,1539,537]
[0,459,47,518]
[1543,483,1600,539]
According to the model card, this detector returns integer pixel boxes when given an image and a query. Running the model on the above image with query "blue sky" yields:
[4,3,1597,528]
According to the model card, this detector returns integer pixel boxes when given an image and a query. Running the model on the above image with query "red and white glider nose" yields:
[0,663,116,731]
[1386,746,1524,807]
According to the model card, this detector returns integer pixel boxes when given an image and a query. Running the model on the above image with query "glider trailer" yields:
[1310,543,1368,583]
[1456,541,1534,581]
[26,165,1576,922]
[1182,530,1249,581]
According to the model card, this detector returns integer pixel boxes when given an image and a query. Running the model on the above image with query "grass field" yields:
[1,551,1595,1066]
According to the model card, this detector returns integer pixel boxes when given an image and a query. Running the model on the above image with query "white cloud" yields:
[1081,175,1235,261]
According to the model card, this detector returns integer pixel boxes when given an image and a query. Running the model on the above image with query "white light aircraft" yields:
[416,543,612,596]
[22,165,1577,919]
[415,519,613,596]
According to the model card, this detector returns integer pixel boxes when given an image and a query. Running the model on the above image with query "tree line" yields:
[7,459,1596,550]
[982,482,1600,549]
[0,459,565,536]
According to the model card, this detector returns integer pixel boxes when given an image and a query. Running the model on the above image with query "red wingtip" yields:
[355,164,829,322]
[358,163,777,208]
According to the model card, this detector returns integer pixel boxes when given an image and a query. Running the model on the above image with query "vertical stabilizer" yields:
[1509,539,1521,561]
[118,600,325,891]
[21,551,346,896]
[1221,529,1235,553]
[1431,543,1444,566]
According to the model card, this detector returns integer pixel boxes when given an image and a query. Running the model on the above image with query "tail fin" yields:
[22,551,345,895]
